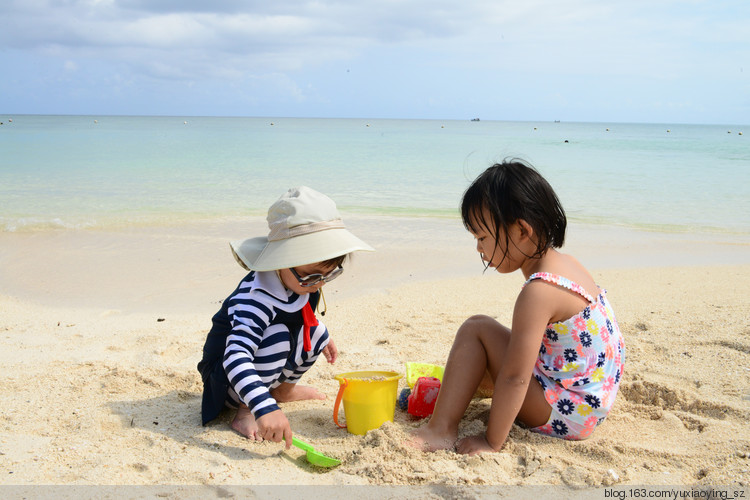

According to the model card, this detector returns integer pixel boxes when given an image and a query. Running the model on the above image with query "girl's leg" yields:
[411,315,504,450]
[410,314,550,451]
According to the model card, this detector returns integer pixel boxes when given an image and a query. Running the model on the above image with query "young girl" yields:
[198,186,373,449]
[411,160,625,455]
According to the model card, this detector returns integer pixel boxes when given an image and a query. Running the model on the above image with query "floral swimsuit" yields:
[524,272,625,440]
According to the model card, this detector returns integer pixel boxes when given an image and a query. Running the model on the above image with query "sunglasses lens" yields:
[325,267,343,282]
[299,276,321,286]
[296,266,343,286]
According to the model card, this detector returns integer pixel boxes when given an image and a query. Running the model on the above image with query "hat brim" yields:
[230,228,374,272]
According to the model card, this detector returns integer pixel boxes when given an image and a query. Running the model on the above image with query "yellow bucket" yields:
[333,370,401,435]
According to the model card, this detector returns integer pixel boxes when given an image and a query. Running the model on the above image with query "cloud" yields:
[1,1,461,63]
[1,0,748,121]
[63,60,79,72]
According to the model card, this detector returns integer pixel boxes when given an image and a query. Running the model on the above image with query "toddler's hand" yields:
[256,410,293,449]
[456,434,497,456]
[323,339,338,363]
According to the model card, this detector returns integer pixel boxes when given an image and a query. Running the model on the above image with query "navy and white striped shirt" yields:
[222,271,311,418]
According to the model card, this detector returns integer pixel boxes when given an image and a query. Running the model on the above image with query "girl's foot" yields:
[271,383,326,402]
[408,424,457,452]
[232,405,263,440]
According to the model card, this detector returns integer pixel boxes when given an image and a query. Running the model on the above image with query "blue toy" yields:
[397,387,411,411]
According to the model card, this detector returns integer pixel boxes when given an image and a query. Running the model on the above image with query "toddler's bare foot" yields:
[407,424,457,452]
[232,405,263,441]
[271,382,326,402]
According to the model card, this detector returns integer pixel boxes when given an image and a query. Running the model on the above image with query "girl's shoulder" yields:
[524,272,596,304]
[525,252,598,299]
[518,275,594,327]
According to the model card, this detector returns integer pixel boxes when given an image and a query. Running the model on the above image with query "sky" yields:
[1,0,748,124]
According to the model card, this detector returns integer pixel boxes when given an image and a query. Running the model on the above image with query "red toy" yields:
[407,376,441,418]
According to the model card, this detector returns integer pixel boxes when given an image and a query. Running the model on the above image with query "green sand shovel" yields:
[292,437,341,468]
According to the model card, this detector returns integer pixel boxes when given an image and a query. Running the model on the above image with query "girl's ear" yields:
[517,219,534,240]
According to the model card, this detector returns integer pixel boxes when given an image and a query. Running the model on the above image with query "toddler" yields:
[198,186,373,448]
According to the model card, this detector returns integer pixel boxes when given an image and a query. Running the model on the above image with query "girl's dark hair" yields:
[461,159,566,267]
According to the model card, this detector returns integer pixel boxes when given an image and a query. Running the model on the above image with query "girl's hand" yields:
[322,338,338,363]
[456,434,498,456]
[256,410,293,449]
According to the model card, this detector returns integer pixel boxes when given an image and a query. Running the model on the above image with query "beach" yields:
[1,215,748,495]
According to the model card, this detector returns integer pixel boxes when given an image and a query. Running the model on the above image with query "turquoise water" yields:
[1,115,748,234]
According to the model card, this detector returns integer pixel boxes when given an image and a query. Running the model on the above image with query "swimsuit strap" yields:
[523,272,596,303]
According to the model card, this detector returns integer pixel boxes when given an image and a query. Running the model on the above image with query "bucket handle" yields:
[333,378,349,429]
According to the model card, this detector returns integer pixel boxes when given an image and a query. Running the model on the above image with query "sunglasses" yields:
[290,265,344,287]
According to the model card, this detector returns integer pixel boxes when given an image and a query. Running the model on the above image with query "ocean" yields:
[1,115,748,236]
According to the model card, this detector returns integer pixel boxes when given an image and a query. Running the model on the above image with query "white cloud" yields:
[1,0,748,121]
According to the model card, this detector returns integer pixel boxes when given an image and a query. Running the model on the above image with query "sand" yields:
[0,216,748,495]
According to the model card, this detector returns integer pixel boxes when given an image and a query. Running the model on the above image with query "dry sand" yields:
[1,216,748,495]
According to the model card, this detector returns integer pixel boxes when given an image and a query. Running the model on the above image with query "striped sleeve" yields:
[223,278,281,419]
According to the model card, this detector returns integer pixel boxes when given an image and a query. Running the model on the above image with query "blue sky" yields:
[1,0,748,124]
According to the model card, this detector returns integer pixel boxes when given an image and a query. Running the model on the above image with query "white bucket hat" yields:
[230,186,374,271]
